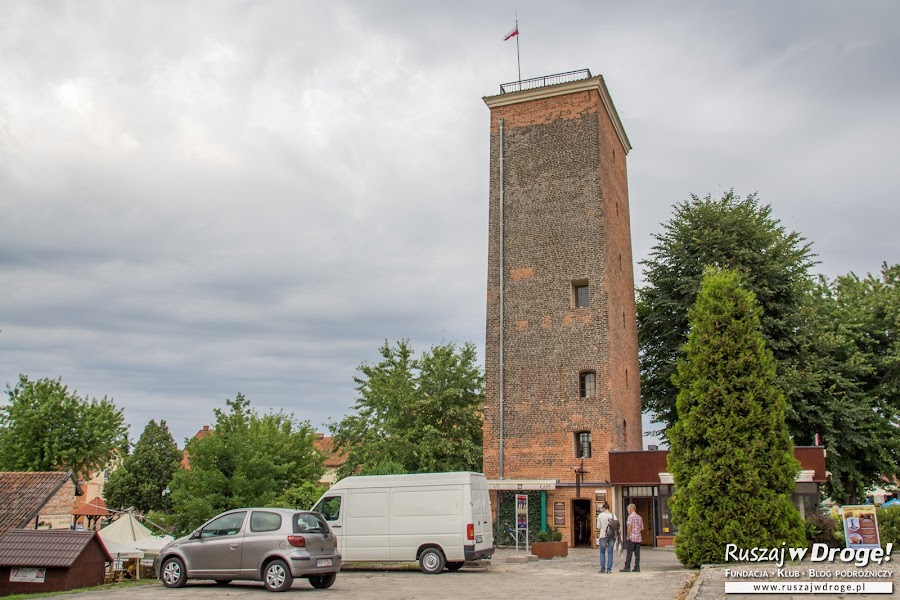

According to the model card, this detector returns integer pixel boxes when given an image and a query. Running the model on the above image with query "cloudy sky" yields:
[1,1,898,448]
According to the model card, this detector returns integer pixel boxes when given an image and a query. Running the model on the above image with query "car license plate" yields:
[475,535,483,543]
[316,558,333,568]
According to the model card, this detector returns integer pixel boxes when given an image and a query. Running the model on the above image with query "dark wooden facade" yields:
[0,530,112,596]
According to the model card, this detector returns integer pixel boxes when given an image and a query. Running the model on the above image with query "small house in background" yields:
[313,434,347,486]
[180,425,212,469]
[0,529,112,595]
[0,472,82,536]
[79,453,123,509]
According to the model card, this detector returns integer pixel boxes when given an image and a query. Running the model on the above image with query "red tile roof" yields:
[0,472,80,536]
[0,529,113,567]
[72,497,111,517]
[313,435,347,468]
[181,425,212,469]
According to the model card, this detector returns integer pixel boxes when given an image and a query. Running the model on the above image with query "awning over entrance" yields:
[609,446,828,485]
[487,479,557,491]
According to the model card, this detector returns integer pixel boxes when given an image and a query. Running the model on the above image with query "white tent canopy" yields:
[99,513,155,544]
[99,537,144,560]
[98,512,173,557]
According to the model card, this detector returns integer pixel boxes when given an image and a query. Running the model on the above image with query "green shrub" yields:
[535,530,551,543]
[550,528,562,542]
[668,269,805,567]
[495,491,543,544]
[805,512,840,548]
[876,505,900,551]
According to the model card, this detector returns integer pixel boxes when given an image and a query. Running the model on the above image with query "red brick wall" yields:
[482,79,641,547]
[37,479,78,527]
[596,89,642,451]
[483,81,642,485]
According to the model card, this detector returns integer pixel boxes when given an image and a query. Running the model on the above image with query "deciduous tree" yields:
[331,340,484,478]
[792,265,900,502]
[169,394,323,534]
[637,191,815,435]
[0,375,127,480]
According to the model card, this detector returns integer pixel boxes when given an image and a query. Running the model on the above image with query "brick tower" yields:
[483,70,642,547]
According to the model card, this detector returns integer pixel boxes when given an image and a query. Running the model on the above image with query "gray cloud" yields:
[1,0,898,446]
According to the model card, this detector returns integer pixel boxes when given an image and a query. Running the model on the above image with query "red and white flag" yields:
[503,25,519,41]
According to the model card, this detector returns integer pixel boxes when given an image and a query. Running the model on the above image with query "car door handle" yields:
[230,544,240,549]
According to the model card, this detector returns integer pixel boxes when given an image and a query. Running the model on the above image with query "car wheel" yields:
[215,580,232,586]
[309,572,337,589]
[418,548,446,574]
[446,562,465,571]
[263,559,293,592]
[160,557,187,588]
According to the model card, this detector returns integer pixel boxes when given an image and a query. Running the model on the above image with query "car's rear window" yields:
[293,512,328,534]
[250,511,283,533]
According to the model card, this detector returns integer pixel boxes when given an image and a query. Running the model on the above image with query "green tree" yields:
[637,191,815,435]
[792,265,900,502]
[668,268,805,567]
[330,340,484,478]
[104,419,182,513]
[168,393,323,535]
[0,375,128,480]
[273,481,329,511]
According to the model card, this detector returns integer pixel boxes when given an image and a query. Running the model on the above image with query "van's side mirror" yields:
[190,529,201,539]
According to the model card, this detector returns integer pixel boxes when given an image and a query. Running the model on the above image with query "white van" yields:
[310,472,494,574]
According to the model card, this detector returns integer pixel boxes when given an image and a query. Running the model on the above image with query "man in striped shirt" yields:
[620,503,643,572]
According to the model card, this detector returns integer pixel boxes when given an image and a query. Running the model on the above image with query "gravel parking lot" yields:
[23,548,696,600]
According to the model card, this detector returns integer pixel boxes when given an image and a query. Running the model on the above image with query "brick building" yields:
[482,70,641,547]
[0,471,82,536]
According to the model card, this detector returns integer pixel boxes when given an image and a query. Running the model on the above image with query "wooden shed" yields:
[0,529,113,596]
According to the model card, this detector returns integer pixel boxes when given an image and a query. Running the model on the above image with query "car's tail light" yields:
[466,523,475,541]
[288,535,306,547]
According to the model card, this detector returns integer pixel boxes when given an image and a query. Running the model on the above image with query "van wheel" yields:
[419,548,446,574]
[309,573,336,589]
[264,559,293,592]
[447,562,464,571]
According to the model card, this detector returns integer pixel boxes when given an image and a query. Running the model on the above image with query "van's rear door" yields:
[471,475,494,554]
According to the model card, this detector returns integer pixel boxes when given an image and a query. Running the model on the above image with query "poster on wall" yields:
[10,567,46,583]
[516,494,528,530]
[554,501,565,526]
[841,505,881,549]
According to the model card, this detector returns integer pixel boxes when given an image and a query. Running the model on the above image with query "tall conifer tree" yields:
[104,419,182,513]
[668,268,804,567]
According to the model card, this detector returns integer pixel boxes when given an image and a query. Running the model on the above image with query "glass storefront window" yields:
[658,484,676,535]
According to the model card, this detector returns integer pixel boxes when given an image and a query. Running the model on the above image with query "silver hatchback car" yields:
[155,508,341,592]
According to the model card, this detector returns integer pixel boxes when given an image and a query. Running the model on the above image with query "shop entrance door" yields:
[627,497,653,546]
[622,486,656,547]
[571,499,592,546]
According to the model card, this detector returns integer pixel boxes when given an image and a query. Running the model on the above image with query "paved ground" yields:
[24,546,898,599]
[25,547,696,600]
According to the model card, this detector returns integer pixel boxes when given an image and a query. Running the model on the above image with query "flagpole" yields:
[515,15,521,82]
